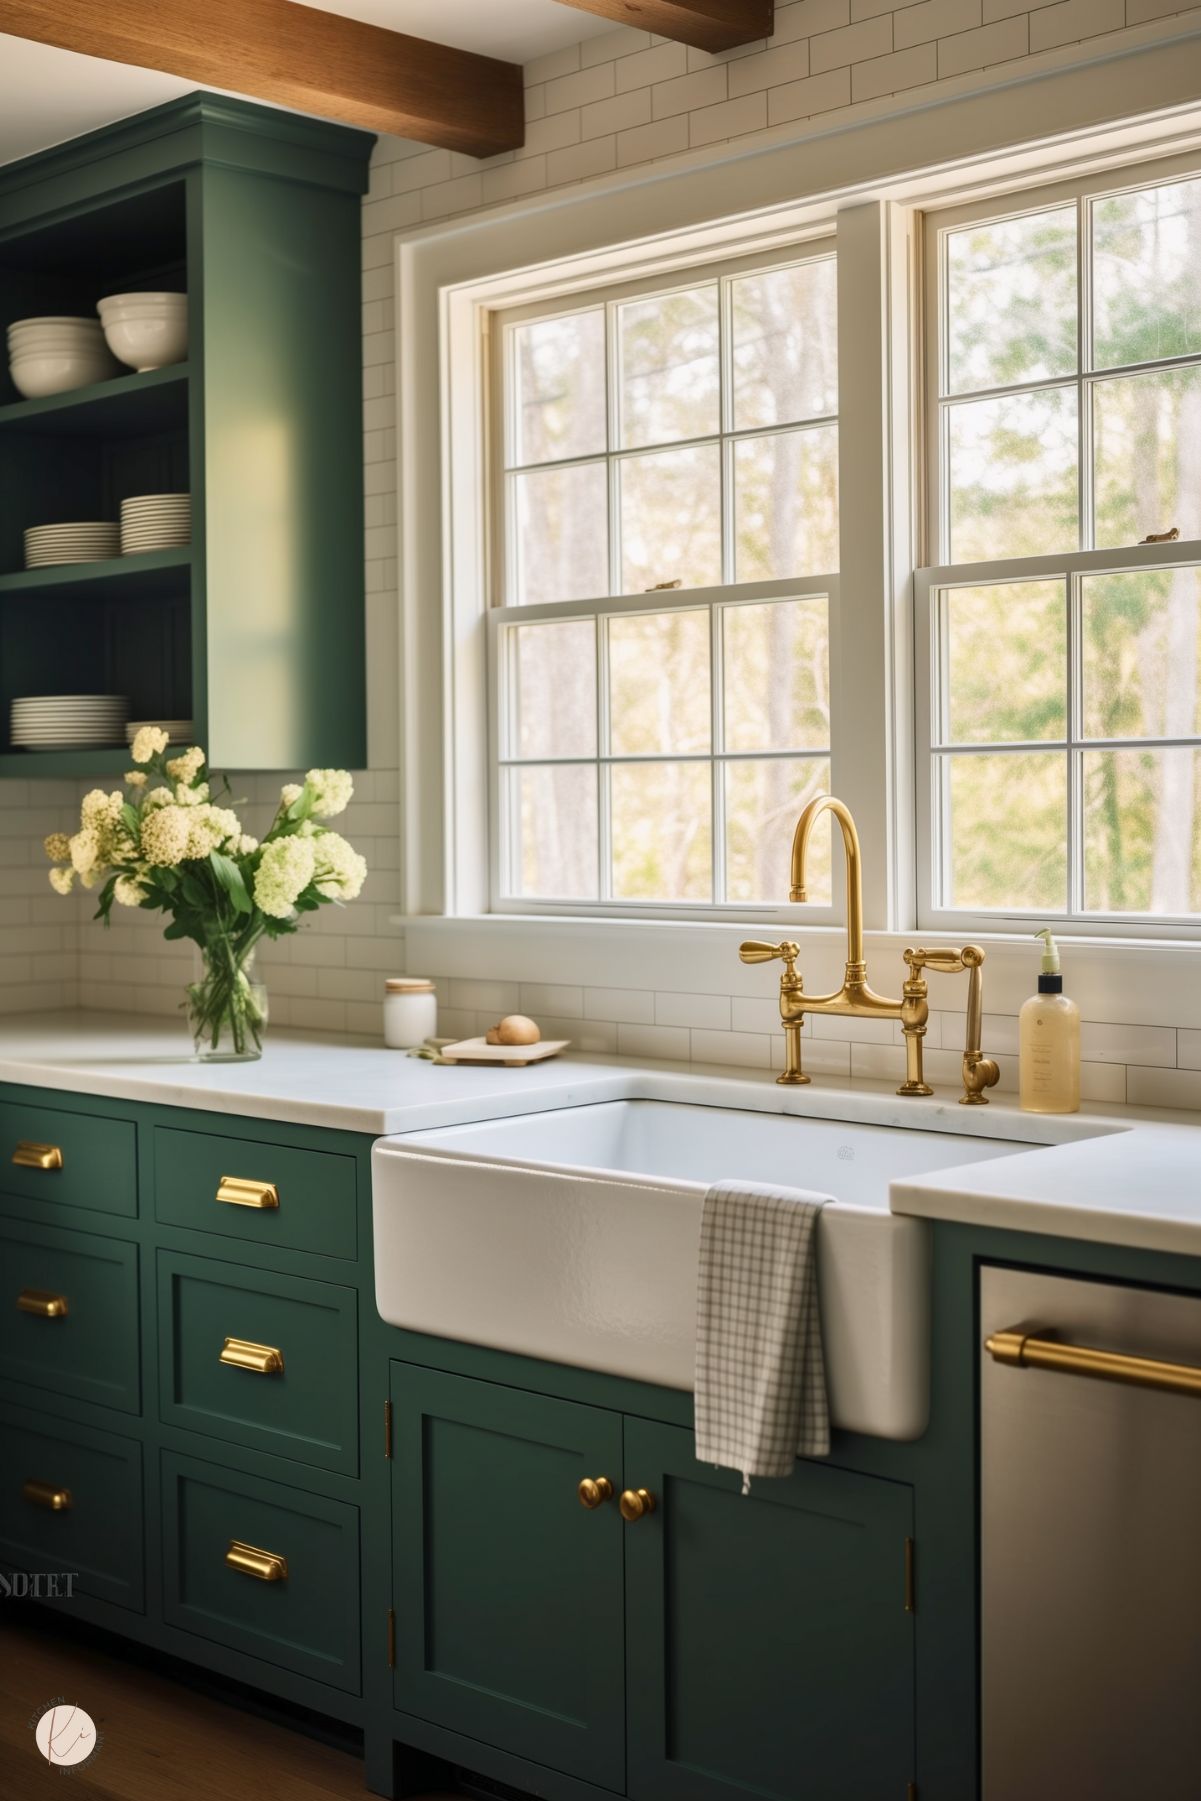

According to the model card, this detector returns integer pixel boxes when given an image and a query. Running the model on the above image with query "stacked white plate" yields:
[7,316,119,399]
[11,694,129,750]
[24,521,120,568]
[121,493,191,555]
[124,718,194,746]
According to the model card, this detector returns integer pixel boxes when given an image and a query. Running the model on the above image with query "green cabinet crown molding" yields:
[0,92,373,230]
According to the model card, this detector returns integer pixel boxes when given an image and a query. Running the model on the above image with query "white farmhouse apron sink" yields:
[373,1096,1031,1440]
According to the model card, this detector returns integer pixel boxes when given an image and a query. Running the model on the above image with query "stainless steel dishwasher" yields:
[981,1265,1201,1801]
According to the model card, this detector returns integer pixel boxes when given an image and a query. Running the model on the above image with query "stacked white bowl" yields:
[12,694,129,751]
[7,316,119,399]
[24,521,120,568]
[120,493,191,555]
[98,291,187,372]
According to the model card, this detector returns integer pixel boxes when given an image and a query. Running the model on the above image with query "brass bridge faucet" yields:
[739,793,1000,1105]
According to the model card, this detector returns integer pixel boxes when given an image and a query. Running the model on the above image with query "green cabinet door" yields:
[623,1419,915,1801]
[391,1363,626,1792]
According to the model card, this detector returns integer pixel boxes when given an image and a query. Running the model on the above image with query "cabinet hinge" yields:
[386,1608,396,1669]
[904,1537,916,1614]
[384,1398,393,1459]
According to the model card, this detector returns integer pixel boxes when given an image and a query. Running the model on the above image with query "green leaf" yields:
[120,803,140,835]
[209,851,253,916]
[181,872,208,908]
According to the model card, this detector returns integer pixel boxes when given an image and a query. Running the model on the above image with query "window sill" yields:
[394,913,1201,1030]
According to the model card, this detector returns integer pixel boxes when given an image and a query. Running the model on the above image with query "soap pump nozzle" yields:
[1034,927,1063,994]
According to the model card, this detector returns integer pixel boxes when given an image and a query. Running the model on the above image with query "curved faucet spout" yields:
[790,794,864,974]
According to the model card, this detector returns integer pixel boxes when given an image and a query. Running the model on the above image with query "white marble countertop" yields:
[1,1011,1200,1257]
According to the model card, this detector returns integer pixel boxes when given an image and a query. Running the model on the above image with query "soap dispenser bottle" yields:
[1019,929,1080,1113]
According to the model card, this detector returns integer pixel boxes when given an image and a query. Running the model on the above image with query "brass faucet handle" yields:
[905,946,967,975]
[739,940,800,971]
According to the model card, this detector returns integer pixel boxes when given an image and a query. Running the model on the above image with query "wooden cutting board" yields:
[439,1036,569,1067]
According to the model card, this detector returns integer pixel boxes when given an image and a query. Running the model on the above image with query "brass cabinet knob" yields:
[17,1289,68,1318]
[23,1479,71,1512]
[619,1487,656,1522]
[225,1539,288,1582]
[12,1141,63,1170]
[577,1476,614,1510]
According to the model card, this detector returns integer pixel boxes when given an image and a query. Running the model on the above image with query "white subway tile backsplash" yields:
[1079,1022,1176,1068]
[1127,1066,1201,1111]
[655,992,732,1030]
[618,1021,691,1059]
[520,983,585,1017]
[811,16,894,74]
[585,986,656,1024]
[690,1027,772,1068]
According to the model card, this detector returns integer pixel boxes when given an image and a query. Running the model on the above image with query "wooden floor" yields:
[0,1611,461,1801]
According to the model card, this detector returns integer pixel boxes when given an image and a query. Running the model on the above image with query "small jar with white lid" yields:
[384,977,437,1049]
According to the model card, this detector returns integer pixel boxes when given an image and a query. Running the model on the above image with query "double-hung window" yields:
[919,157,1201,928]
[488,244,840,915]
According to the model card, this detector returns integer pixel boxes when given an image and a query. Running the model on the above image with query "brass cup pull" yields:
[12,1141,63,1171]
[18,1289,68,1318]
[619,1488,656,1523]
[23,1480,71,1512]
[219,1336,284,1375]
[225,1539,288,1583]
[216,1176,279,1210]
[577,1476,614,1510]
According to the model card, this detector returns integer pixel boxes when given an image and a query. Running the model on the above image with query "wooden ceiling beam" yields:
[553,0,773,53]
[0,0,524,157]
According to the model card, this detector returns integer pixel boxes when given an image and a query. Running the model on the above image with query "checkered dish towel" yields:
[694,1181,832,1492]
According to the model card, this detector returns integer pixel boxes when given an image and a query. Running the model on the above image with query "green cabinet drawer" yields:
[158,1250,358,1474]
[0,1098,136,1220]
[153,1125,356,1260]
[0,1220,139,1414]
[0,1401,143,1612]
[391,1363,626,1791]
[162,1450,360,1694]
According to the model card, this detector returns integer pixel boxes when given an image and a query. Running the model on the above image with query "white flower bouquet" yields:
[44,727,366,1060]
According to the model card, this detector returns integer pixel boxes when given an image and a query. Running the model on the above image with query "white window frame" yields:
[916,151,1201,940]
[392,17,1201,985]
[486,242,842,921]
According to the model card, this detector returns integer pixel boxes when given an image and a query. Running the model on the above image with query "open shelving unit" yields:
[0,94,373,776]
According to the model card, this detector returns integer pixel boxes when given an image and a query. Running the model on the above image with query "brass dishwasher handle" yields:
[18,1289,68,1318]
[219,1337,285,1375]
[23,1480,72,1512]
[985,1327,1201,1398]
[619,1488,657,1522]
[577,1476,614,1510]
[12,1141,63,1170]
[216,1176,279,1210]
[225,1540,288,1582]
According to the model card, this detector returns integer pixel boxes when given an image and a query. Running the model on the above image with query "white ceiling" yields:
[296,0,613,61]
[0,1,612,165]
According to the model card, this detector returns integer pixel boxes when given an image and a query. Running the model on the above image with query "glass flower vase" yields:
[188,939,269,1063]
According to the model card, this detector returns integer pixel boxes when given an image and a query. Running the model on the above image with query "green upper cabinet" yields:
[0,94,372,775]
[623,1419,916,1801]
